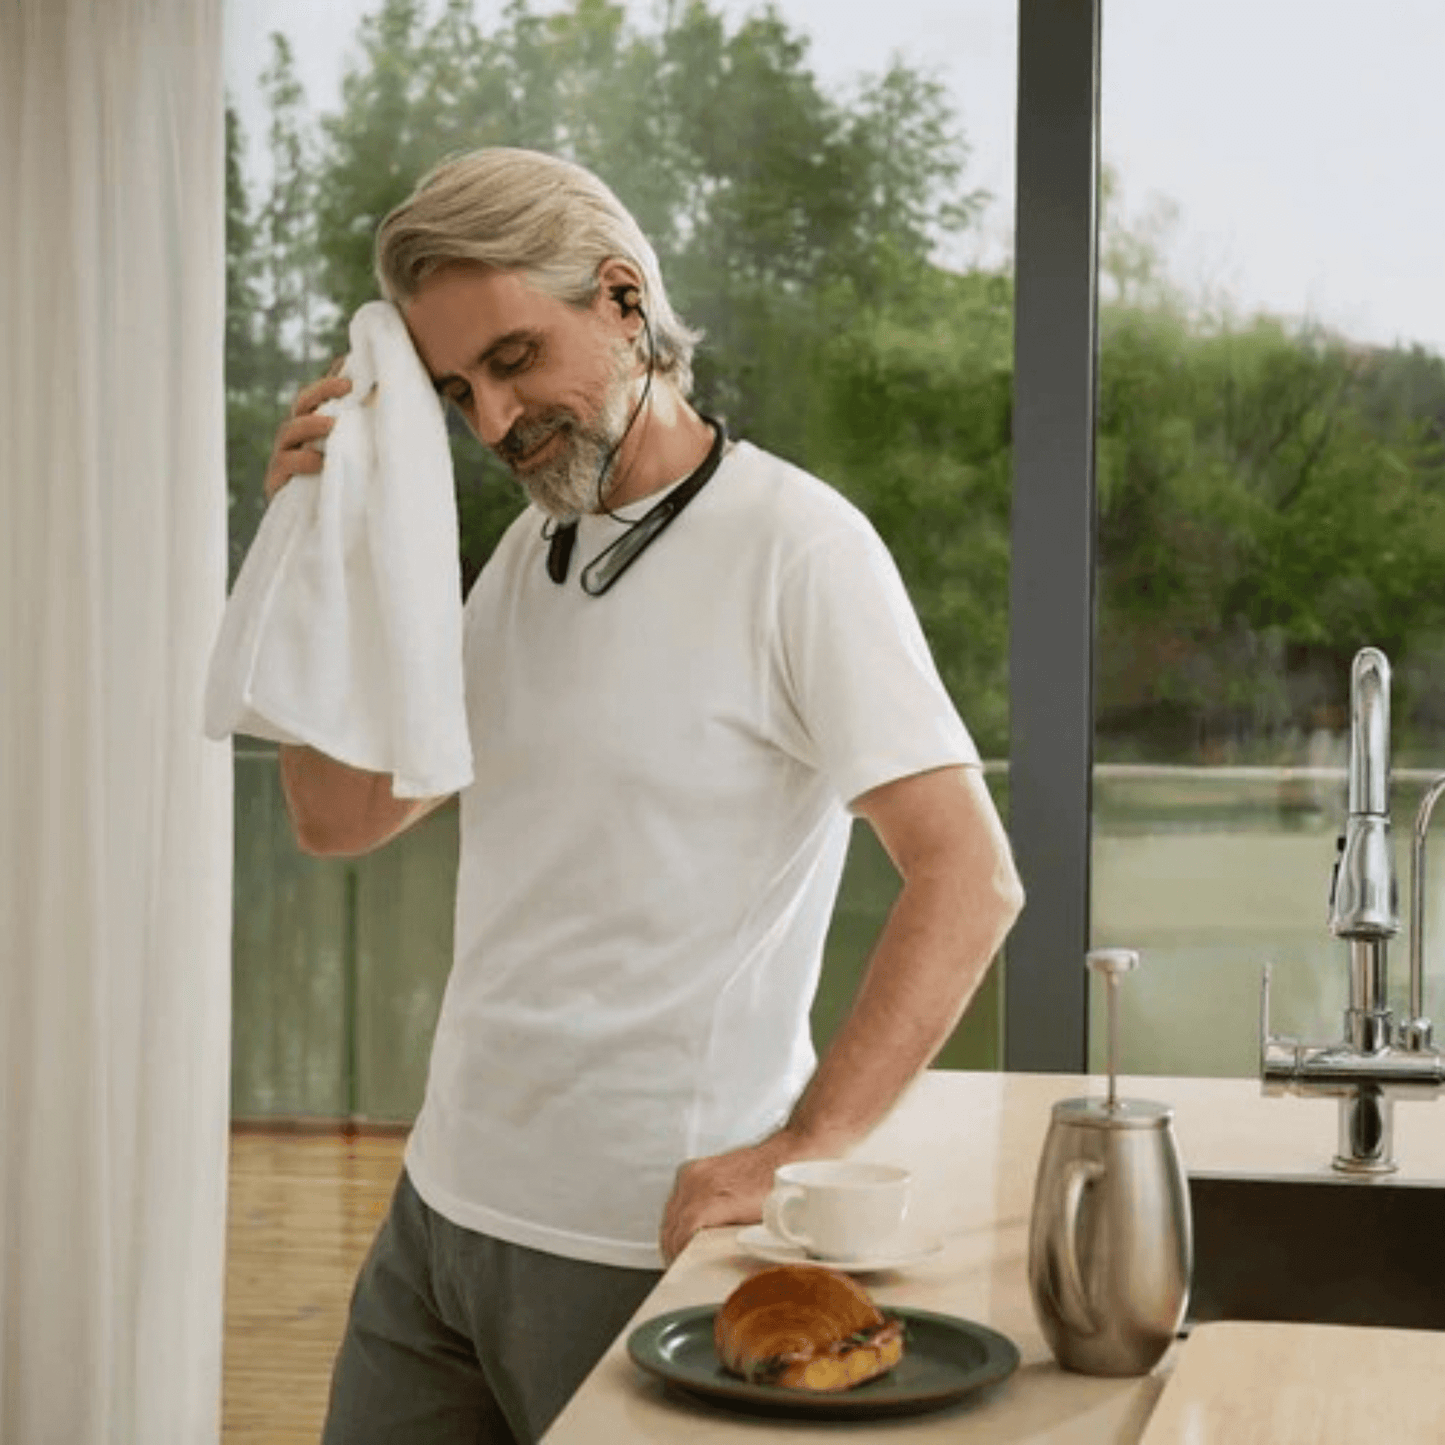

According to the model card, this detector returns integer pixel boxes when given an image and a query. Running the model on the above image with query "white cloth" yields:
[0,1,232,1440]
[404,440,979,1268]
[204,300,473,799]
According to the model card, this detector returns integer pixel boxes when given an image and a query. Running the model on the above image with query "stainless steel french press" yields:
[1027,948,1193,1376]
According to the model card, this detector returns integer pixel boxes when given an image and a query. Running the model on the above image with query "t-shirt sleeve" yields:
[772,516,981,805]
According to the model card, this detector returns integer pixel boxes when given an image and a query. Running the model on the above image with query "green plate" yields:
[626,1304,1020,1420]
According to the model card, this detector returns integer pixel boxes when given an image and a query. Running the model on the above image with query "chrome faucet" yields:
[1329,648,1397,1055]
[1261,646,1445,1172]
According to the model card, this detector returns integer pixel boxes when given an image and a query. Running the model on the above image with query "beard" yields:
[494,344,637,520]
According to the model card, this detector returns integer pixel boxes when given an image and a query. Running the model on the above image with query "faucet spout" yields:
[1346,647,1392,820]
[1329,647,1398,944]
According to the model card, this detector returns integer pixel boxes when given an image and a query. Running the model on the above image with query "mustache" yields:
[496,410,573,467]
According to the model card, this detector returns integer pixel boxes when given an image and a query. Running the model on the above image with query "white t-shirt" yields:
[404,439,979,1267]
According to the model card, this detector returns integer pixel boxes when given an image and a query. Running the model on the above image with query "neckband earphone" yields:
[545,415,728,595]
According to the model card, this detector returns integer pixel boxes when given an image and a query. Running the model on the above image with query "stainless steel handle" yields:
[1052,1157,1104,1339]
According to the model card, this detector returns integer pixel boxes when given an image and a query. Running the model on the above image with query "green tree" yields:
[1091,173,1445,758]
[225,102,287,583]
[1096,305,1445,758]
[301,0,989,607]
[224,43,334,584]
[259,35,328,374]
[810,258,1014,753]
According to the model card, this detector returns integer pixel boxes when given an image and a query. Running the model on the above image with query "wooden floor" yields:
[224,1127,407,1445]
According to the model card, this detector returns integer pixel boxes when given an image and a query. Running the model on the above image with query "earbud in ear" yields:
[609,284,643,318]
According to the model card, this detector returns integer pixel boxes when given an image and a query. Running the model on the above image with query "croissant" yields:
[713,1264,905,1392]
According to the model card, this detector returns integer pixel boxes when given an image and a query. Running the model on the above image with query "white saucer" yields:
[735,1224,943,1273]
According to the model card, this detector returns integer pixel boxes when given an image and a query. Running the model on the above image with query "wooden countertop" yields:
[542,1069,1445,1443]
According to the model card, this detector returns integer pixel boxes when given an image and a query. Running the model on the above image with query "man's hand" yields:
[659,1135,809,1266]
[264,361,351,503]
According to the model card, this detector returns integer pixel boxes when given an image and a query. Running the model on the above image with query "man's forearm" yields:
[778,860,1022,1157]
[657,850,1022,1264]
[279,744,440,857]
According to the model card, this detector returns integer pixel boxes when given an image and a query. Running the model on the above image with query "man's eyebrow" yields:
[431,329,537,392]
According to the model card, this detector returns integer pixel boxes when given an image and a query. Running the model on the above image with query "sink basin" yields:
[1186,1172,1445,1332]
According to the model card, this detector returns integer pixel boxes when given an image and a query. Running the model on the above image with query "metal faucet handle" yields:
[1398,1017,1435,1052]
[1259,964,1299,1091]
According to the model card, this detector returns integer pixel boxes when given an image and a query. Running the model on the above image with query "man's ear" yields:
[595,258,646,332]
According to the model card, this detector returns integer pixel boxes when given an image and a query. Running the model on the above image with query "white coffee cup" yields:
[763,1160,911,1261]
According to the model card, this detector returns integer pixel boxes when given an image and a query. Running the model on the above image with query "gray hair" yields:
[375,147,701,395]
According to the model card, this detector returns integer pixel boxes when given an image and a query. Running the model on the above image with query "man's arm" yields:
[658,763,1024,1264]
[280,744,451,858]
[258,365,457,858]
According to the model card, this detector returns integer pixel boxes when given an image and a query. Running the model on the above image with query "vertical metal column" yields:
[342,863,361,1119]
[1005,0,1101,1071]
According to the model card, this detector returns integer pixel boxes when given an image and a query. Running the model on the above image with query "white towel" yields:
[204,300,473,799]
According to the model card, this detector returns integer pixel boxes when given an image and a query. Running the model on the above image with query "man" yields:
[266,147,1024,1444]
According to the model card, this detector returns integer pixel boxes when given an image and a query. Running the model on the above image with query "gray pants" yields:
[320,1170,663,1444]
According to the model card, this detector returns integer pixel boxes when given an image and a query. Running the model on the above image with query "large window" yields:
[228,1,1444,1097]
[1090,0,1445,1075]
[223,0,1018,1119]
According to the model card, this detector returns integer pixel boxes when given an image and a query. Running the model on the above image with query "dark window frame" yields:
[1005,0,1101,1070]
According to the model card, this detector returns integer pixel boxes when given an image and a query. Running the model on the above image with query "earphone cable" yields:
[594,306,657,521]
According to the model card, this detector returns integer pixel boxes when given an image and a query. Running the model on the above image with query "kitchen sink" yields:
[1186,1172,1445,1332]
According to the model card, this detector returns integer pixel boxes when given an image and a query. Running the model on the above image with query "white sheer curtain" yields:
[0,2,232,1442]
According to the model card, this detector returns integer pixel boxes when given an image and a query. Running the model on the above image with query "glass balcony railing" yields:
[231,745,458,1122]
[235,748,1445,1120]
[230,749,1004,1123]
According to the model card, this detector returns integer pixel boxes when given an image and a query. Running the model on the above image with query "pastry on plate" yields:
[713,1263,905,1392]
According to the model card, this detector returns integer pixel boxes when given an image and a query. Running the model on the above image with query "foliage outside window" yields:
[226,0,1013,752]
[1094,170,1445,766]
